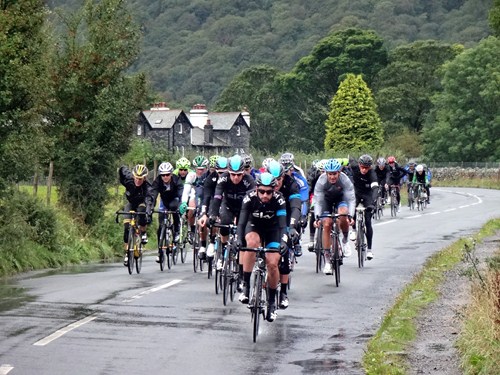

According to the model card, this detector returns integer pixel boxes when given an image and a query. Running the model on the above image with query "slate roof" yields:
[142,109,184,129]
[208,112,248,130]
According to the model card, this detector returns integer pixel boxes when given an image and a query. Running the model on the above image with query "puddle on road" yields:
[290,358,346,372]
[0,282,35,313]
[22,263,115,279]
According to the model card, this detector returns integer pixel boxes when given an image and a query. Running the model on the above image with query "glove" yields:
[300,216,308,229]
[235,237,243,249]
[279,242,288,257]
[179,202,187,215]
[145,204,153,217]
[208,216,217,226]
[289,228,299,243]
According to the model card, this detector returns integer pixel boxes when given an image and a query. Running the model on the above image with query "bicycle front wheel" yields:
[332,238,341,287]
[315,226,324,273]
[135,242,143,274]
[158,227,167,271]
[127,228,135,275]
[252,271,263,343]
[356,226,365,268]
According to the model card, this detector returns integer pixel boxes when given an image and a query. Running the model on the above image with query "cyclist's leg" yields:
[239,227,259,303]
[122,203,133,265]
[168,198,180,241]
[136,203,148,243]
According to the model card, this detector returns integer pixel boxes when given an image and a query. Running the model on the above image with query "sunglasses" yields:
[179,168,188,171]
[229,172,244,176]
[161,173,172,177]
[257,189,274,195]
[359,165,371,169]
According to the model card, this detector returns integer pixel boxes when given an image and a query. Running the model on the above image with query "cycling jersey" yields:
[313,172,355,218]
[375,165,388,184]
[412,171,429,185]
[385,163,407,186]
[350,163,379,206]
[278,174,302,226]
[209,172,256,217]
[119,166,153,207]
[201,170,219,215]
[291,171,310,217]
[149,173,184,207]
[181,170,209,205]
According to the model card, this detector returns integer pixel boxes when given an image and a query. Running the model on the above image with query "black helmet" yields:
[358,154,373,167]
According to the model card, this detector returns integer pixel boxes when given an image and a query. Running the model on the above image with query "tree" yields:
[490,0,500,36]
[49,0,148,225]
[0,0,53,191]
[374,40,462,135]
[423,37,500,162]
[325,74,383,152]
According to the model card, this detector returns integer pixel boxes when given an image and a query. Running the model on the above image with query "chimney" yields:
[150,102,169,111]
[190,103,209,128]
[241,106,250,127]
[204,118,213,144]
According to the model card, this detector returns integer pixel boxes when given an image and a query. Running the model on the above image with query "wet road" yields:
[1,188,499,374]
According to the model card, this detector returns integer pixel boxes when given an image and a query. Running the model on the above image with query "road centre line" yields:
[122,279,182,303]
[444,208,457,212]
[33,315,98,346]
[0,365,14,375]
[374,220,397,226]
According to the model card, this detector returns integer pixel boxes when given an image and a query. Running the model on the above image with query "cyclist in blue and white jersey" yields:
[313,159,355,275]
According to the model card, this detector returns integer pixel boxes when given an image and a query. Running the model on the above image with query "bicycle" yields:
[241,246,281,343]
[115,210,148,275]
[319,212,349,287]
[407,183,416,210]
[415,182,428,211]
[313,224,325,274]
[389,185,400,217]
[153,209,178,271]
[354,204,367,268]
[373,186,384,220]
[213,223,239,305]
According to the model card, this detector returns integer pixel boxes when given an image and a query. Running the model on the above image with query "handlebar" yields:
[239,247,281,253]
[115,210,149,223]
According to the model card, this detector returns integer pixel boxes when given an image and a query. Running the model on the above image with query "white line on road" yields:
[122,279,182,303]
[406,214,423,219]
[429,211,440,215]
[444,208,457,212]
[374,220,397,226]
[0,365,14,375]
[459,205,470,209]
[33,315,98,346]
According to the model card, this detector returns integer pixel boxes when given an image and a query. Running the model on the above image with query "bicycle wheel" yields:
[192,235,199,273]
[332,237,341,287]
[215,243,224,294]
[127,228,135,275]
[251,271,263,343]
[207,256,213,279]
[229,256,238,302]
[315,226,324,273]
[222,261,229,305]
[356,224,365,268]
[158,226,167,271]
[135,241,143,274]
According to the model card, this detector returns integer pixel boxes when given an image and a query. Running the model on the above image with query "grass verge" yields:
[362,218,500,374]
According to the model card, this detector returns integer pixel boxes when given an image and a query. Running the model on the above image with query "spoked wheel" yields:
[251,271,263,343]
[222,266,229,305]
[135,242,143,274]
[207,256,213,279]
[356,227,365,268]
[315,226,324,273]
[332,240,341,287]
[192,238,199,273]
[229,259,238,302]
[127,230,135,275]
[158,228,167,271]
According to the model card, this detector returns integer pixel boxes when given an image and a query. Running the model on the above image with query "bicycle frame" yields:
[319,212,349,287]
[355,204,366,268]
[115,210,148,275]
[213,223,239,304]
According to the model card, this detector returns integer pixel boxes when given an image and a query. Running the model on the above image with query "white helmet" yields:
[158,162,174,175]
[416,164,424,173]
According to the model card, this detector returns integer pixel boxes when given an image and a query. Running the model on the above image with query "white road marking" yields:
[122,279,182,303]
[406,214,423,219]
[374,220,397,226]
[0,365,14,375]
[444,208,456,212]
[459,205,470,209]
[33,315,98,346]
[429,211,440,215]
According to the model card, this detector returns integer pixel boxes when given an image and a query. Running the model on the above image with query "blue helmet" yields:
[255,172,277,187]
[324,158,341,172]
[229,155,245,173]
[267,160,284,178]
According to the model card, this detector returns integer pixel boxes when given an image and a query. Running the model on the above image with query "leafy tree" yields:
[490,0,500,36]
[0,0,53,191]
[49,0,148,225]
[374,40,462,135]
[423,36,500,162]
[325,74,383,152]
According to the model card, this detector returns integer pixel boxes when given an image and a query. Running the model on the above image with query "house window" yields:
[236,125,241,136]
[178,123,183,134]
[137,124,142,136]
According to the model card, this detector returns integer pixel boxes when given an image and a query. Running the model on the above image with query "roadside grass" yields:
[433,178,500,190]
[362,218,500,374]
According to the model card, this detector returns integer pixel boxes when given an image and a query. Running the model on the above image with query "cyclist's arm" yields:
[208,174,226,217]
[368,170,379,203]
[340,172,356,217]
[313,174,327,219]
[201,175,216,215]
[237,194,251,240]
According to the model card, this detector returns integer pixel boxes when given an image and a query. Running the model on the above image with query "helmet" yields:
[192,155,209,169]
[377,157,386,167]
[132,164,148,179]
[255,172,277,187]
[316,159,328,171]
[158,162,173,175]
[241,154,253,168]
[262,157,275,169]
[176,157,191,170]
[416,164,424,172]
[324,158,341,172]
[209,155,219,168]
[387,156,396,164]
[311,159,320,169]
[229,155,245,173]
[215,156,228,170]
[267,160,284,178]
[358,154,373,167]
[279,153,294,171]
[340,158,349,167]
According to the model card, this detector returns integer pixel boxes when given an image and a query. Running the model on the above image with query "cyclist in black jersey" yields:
[375,158,389,203]
[237,172,288,322]
[385,156,408,208]
[413,164,431,204]
[119,164,153,266]
[267,160,301,309]
[349,155,379,260]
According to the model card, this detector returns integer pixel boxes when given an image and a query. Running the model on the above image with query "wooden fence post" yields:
[33,168,39,197]
[46,161,53,205]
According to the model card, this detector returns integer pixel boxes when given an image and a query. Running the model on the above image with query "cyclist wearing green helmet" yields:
[208,155,220,172]
[174,157,193,183]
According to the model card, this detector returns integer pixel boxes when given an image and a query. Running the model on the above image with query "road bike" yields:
[241,246,281,342]
[320,212,349,287]
[407,183,416,210]
[313,224,325,274]
[115,210,148,275]
[213,223,239,305]
[373,185,385,220]
[415,182,428,211]
[354,204,367,268]
[153,209,178,271]
[389,185,400,217]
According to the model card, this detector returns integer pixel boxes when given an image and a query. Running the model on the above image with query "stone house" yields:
[137,103,250,155]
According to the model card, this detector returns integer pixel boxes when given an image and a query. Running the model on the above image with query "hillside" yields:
[47,0,492,107]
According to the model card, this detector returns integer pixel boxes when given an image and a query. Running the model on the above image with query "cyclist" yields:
[375,157,389,203]
[149,162,184,262]
[237,172,288,322]
[208,155,256,285]
[339,158,353,182]
[267,160,301,308]
[385,156,407,209]
[180,155,210,256]
[413,164,431,204]
[119,164,153,266]
[242,153,257,179]
[404,161,417,207]
[259,157,275,174]
[279,153,309,257]
[199,156,229,261]
[280,152,305,177]
[173,157,193,184]
[349,155,378,260]
[313,159,355,274]
[208,155,219,174]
